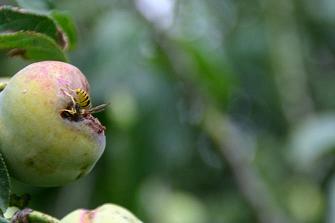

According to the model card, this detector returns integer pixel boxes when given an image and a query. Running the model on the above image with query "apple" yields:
[0,61,106,187]
[61,204,142,223]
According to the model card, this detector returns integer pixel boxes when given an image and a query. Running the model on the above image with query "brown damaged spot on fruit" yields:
[59,102,84,122]
[24,154,57,175]
[60,107,106,135]
[85,115,106,134]
[82,210,97,223]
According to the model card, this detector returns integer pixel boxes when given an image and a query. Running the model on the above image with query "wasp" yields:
[60,86,109,120]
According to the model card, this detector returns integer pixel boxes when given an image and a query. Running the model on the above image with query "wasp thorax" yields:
[0,61,106,186]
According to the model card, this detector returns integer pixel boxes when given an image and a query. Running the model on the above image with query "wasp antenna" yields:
[66,84,76,92]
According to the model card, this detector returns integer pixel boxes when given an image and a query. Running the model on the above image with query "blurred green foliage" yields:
[1,0,335,222]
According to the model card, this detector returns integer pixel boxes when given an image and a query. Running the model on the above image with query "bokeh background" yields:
[1,0,335,222]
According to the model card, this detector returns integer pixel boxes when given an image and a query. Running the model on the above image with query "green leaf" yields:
[0,31,68,62]
[0,152,10,215]
[0,5,65,48]
[50,10,77,50]
[15,0,55,12]
[0,217,9,223]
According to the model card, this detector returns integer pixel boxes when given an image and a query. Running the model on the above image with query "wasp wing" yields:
[89,103,110,114]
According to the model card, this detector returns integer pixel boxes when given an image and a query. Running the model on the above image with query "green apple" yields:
[0,61,106,187]
[61,204,142,223]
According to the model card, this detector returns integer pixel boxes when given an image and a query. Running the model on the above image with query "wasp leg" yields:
[60,108,77,115]
[60,89,77,112]
[60,107,80,120]
[61,88,76,106]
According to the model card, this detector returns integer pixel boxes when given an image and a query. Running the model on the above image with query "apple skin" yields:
[61,204,142,223]
[0,61,106,187]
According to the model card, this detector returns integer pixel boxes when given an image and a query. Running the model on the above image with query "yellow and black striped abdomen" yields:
[75,88,91,109]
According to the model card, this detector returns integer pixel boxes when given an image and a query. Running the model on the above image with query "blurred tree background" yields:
[1,0,335,222]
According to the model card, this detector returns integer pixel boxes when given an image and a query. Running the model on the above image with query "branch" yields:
[203,107,292,223]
